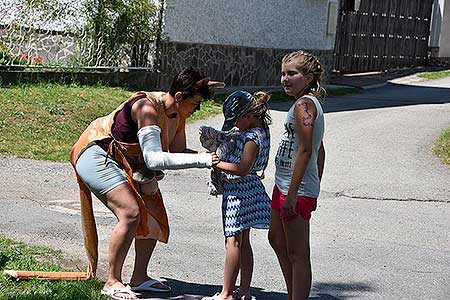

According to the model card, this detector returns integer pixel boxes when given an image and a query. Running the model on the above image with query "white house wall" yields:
[163,0,336,51]
[439,0,450,57]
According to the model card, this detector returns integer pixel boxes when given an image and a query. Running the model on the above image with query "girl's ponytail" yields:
[250,91,272,131]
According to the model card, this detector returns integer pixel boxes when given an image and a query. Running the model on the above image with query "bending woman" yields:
[70,68,223,299]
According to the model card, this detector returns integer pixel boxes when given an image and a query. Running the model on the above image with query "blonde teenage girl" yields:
[269,51,326,300]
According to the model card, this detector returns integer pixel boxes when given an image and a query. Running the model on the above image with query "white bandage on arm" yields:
[137,125,212,170]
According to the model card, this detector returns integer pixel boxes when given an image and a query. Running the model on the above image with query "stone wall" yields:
[157,41,334,89]
[0,25,77,65]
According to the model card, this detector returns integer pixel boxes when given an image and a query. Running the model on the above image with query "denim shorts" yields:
[75,144,128,198]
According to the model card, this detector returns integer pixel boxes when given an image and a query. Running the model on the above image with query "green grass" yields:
[0,235,103,300]
[186,99,222,123]
[0,83,222,161]
[417,70,450,80]
[433,127,450,166]
[0,84,358,162]
[0,83,131,161]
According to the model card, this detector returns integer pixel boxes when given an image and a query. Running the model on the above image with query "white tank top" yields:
[274,95,324,198]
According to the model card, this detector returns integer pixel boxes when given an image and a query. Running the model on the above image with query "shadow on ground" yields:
[270,83,450,113]
[132,278,374,300]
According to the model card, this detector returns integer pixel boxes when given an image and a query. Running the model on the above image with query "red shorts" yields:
[271,185,317,221]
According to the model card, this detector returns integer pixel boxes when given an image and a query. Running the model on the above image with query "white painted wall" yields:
[163,0,338,50]
[439,0,450,56]
[430,0,450,57]
[430,0,445,47]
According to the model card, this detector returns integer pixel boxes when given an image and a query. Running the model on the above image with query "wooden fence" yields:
[334,0,434,73]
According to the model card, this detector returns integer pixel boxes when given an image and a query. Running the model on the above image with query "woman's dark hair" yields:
[169,67,212,99]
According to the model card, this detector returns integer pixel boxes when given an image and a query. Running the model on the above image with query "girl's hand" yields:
[211,152,220,166]
[283,195,297,217]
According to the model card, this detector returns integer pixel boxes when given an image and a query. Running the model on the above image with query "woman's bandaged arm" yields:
[138,125,212,170]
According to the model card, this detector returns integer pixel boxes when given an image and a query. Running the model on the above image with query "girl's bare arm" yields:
[287,97,317,199]
[215,140,258,177]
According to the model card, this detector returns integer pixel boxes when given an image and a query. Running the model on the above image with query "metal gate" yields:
[333,0,434,73]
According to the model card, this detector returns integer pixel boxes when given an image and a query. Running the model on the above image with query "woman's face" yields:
[281,61,311,99]
[176,93,204,119]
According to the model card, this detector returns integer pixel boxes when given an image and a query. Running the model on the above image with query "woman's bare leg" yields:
[129,238,170,291]
[130,238,156,284]
[102,183,140,299]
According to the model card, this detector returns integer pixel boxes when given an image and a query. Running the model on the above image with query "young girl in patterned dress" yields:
[202,91,272,300]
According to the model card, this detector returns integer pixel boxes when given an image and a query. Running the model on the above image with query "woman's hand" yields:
[211,152,220,166]
[283,195,297,217]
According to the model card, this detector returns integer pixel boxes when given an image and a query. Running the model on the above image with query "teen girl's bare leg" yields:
[102,183,140,299]
[269,209,293,300]
[238,229,253,298]
[220,232,243,299]
[283,216,311,300]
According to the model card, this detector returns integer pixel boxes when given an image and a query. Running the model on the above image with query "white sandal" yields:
[128,278,171,292]
[201,292,224,300]
[101,287,137,300]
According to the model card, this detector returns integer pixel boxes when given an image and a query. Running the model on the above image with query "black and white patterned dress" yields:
[221,127,271,237]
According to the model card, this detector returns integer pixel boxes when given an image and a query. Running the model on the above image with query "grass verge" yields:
[0,84,357,162]
[0,235,102,300]
[433,127,450,166]
[0,83,222,161]
[417,70,450,80]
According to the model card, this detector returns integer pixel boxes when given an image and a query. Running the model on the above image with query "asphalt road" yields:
[1,79,449,300]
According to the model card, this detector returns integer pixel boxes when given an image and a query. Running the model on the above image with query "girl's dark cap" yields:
[222,90,253,131]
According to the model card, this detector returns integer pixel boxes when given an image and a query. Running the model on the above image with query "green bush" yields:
[0,42,27,66]
[0,52,28,66]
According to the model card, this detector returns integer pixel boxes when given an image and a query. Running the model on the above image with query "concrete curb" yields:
[360,82,388,89]
[387,74,427,86]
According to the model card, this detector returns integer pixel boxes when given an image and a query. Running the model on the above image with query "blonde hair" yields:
[282,50,326,99]
[248,91,272,131]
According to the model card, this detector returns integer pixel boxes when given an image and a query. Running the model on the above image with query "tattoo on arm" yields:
[301,101,314,127]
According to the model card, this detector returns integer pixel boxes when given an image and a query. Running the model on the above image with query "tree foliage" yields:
[79,0,159,67]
